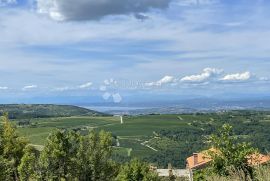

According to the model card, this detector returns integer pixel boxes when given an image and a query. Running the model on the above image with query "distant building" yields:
[186,148,270,170]
[156,169,190,178]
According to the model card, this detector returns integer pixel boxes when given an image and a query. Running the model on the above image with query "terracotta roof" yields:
[186,148,270,170]
[186,148,214,170]
[248,153,270,166]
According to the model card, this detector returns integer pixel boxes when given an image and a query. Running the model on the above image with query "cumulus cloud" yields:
[37,0,172,21]
[79,82,93,89]
[180,68,223,83]
[22,85,38,91]
[146,75,175,86]
[221,72,252,82]
[0,86,8,90]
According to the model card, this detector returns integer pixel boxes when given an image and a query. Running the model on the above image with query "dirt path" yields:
[178,116,183,120]
[141,139,158,152]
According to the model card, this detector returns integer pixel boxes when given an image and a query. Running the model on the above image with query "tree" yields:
[39,129,80,180]
[77,130,118,181]
[0,156,13,180]
[116,159,160,181]
[18,145,40,181]
[0,113,28,180]
[37,129,118,181]
[207,124,256,179]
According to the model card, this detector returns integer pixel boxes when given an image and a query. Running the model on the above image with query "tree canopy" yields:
[206,124,257,180]
[0,113,159,181]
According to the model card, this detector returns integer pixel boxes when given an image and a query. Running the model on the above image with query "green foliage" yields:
[39,130,80,180]
[207,124,256,179]
[193,169,208,181]
[18,145,40,181]
[77,130,118,181]
[37,129,119,181]
[116,159,160,181]
[1,113,120,181]
[0,113,28,180]
[202,165,270,181]
[1,109,270,180]
[0,156,13,181]
[0,104,106,119]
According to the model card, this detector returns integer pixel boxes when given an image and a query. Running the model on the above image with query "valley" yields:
[5,105,270,168]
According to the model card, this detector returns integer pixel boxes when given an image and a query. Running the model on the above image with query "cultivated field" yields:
[14,111,270,168]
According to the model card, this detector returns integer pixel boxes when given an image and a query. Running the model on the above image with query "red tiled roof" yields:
[186,148,270,170]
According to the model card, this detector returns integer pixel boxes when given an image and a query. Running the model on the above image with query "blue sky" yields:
[0,0,270,104]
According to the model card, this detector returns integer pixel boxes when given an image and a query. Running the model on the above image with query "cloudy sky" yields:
[0,0,270,104]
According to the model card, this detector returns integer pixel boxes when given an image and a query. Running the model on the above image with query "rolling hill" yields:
[0,104,106,119]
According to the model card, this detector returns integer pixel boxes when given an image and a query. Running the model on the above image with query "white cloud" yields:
[0,86,8,90]
[144,68,257,88]
[0,1,270,99]
[221,72,251,81]
[259,77,269,81]
[180,68,223,83]
[146,75,175,86]
[157,76,175,85]
[54,86,73,91]
[175,0,218,6]
[22,85,38,91]
[54,82,93,91]
[78,82,92,89]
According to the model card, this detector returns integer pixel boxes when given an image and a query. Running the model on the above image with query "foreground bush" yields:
[0,114,158,181]
[193,123,270,181]
[204,166,270,181]
[116,159,160,181]
[0,113,28,180]
[207,124,257,179]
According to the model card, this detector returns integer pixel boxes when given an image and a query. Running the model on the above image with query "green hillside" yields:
[12,110,270,168]
[0,104,106,119]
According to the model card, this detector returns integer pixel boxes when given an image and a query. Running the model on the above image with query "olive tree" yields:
[207,124,256,180]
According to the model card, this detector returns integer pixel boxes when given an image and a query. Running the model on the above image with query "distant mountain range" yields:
[85,98,270,115]
[1,97,270,117]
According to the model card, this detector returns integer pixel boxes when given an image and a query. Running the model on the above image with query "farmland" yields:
[11,109,270,168]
